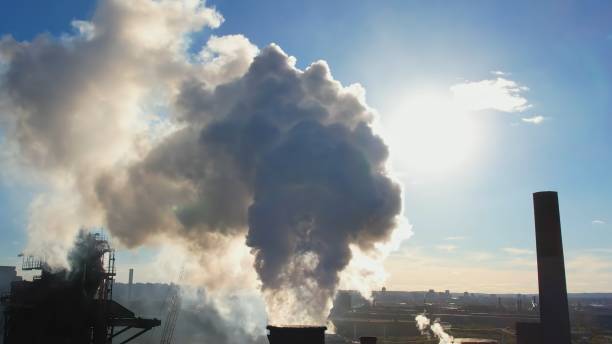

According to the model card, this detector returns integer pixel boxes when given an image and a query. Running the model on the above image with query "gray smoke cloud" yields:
[113,283,267,344]
[0,0,403,325]
[96,45,401,321]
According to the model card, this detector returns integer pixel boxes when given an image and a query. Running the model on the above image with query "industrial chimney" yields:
[359,336,377,344]
[266,325,326,344]
[128,268,134,302]
[532,191,571,344]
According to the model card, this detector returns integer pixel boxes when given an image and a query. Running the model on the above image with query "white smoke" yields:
[431,322,454,344]
[415,314,454,344]
[0,0,407,327]
[0,0,237,261]
[415,314,430,334]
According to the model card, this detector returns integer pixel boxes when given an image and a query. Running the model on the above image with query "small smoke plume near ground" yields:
[415,314,431,334]
[431,322,454,344]
[0,0,406,326]
[415,314,454,344]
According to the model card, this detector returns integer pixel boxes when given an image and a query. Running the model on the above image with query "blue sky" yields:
[0,0,611,292]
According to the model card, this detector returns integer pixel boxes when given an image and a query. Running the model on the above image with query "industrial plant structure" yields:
[1,233,160,344]
[328,191,578,344]
[0,191,595,343]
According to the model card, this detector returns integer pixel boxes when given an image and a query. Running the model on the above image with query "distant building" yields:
[333,291,352,315]
[0,266,22,344]
[0,266,22,294]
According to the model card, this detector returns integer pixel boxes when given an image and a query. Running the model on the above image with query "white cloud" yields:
[444,236,465,241]
[451,77,530,113]
[385,246,539,293]
[491,70,506,76]
[592,219,606,225]
[584,248,612,254]
[565,254,612,291]
[503,247,534,255]
[505,257,537,269]
[386,247,612,293]
[567,254,612,272]
[435,244,458,252]
[466,251,494,261]
[521,115,545,124]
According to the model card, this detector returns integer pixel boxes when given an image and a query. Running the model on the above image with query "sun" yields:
[381,91,481,177]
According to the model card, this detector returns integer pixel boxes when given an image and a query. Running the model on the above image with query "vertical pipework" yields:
[128,268,134,302]
[533,191,571,344]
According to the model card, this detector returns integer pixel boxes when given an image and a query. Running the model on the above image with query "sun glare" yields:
[382,92,480,177]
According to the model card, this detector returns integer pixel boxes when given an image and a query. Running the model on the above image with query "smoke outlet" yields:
[266,325,326,344]
[128,268,134,302]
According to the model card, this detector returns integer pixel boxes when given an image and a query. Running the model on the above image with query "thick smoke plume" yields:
[0,0,404,325]
[97,42,402,323]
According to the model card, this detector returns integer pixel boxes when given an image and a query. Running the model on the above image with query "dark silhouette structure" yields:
[127,268,134,302]
[359,336,377,344]
[533,191,571,344]
[517,191,571,344]
[1,233,160,344]
[0,267,21,294]
[516,322,541,344]
[267,325,326,344]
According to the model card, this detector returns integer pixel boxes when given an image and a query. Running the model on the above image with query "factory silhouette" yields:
[0,192,607,343]
[1,232,160,343]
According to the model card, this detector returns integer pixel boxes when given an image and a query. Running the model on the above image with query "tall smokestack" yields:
[533,191,571,344]
[128,268,134,302]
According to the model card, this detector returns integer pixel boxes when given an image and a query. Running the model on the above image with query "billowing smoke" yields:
[96,41,401,324]
[0,0,404,326]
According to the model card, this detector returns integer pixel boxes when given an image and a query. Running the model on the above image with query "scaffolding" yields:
[159,267,184,344]
[20,255,44,271]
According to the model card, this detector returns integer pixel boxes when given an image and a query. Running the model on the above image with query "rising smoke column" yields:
[97,46,402,323]
[0,0,403,325]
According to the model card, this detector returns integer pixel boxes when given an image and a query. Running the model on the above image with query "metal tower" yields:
[159,268,184,344]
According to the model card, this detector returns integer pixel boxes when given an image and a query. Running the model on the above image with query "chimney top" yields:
[266,325,327,344]
[360,337,377,344]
